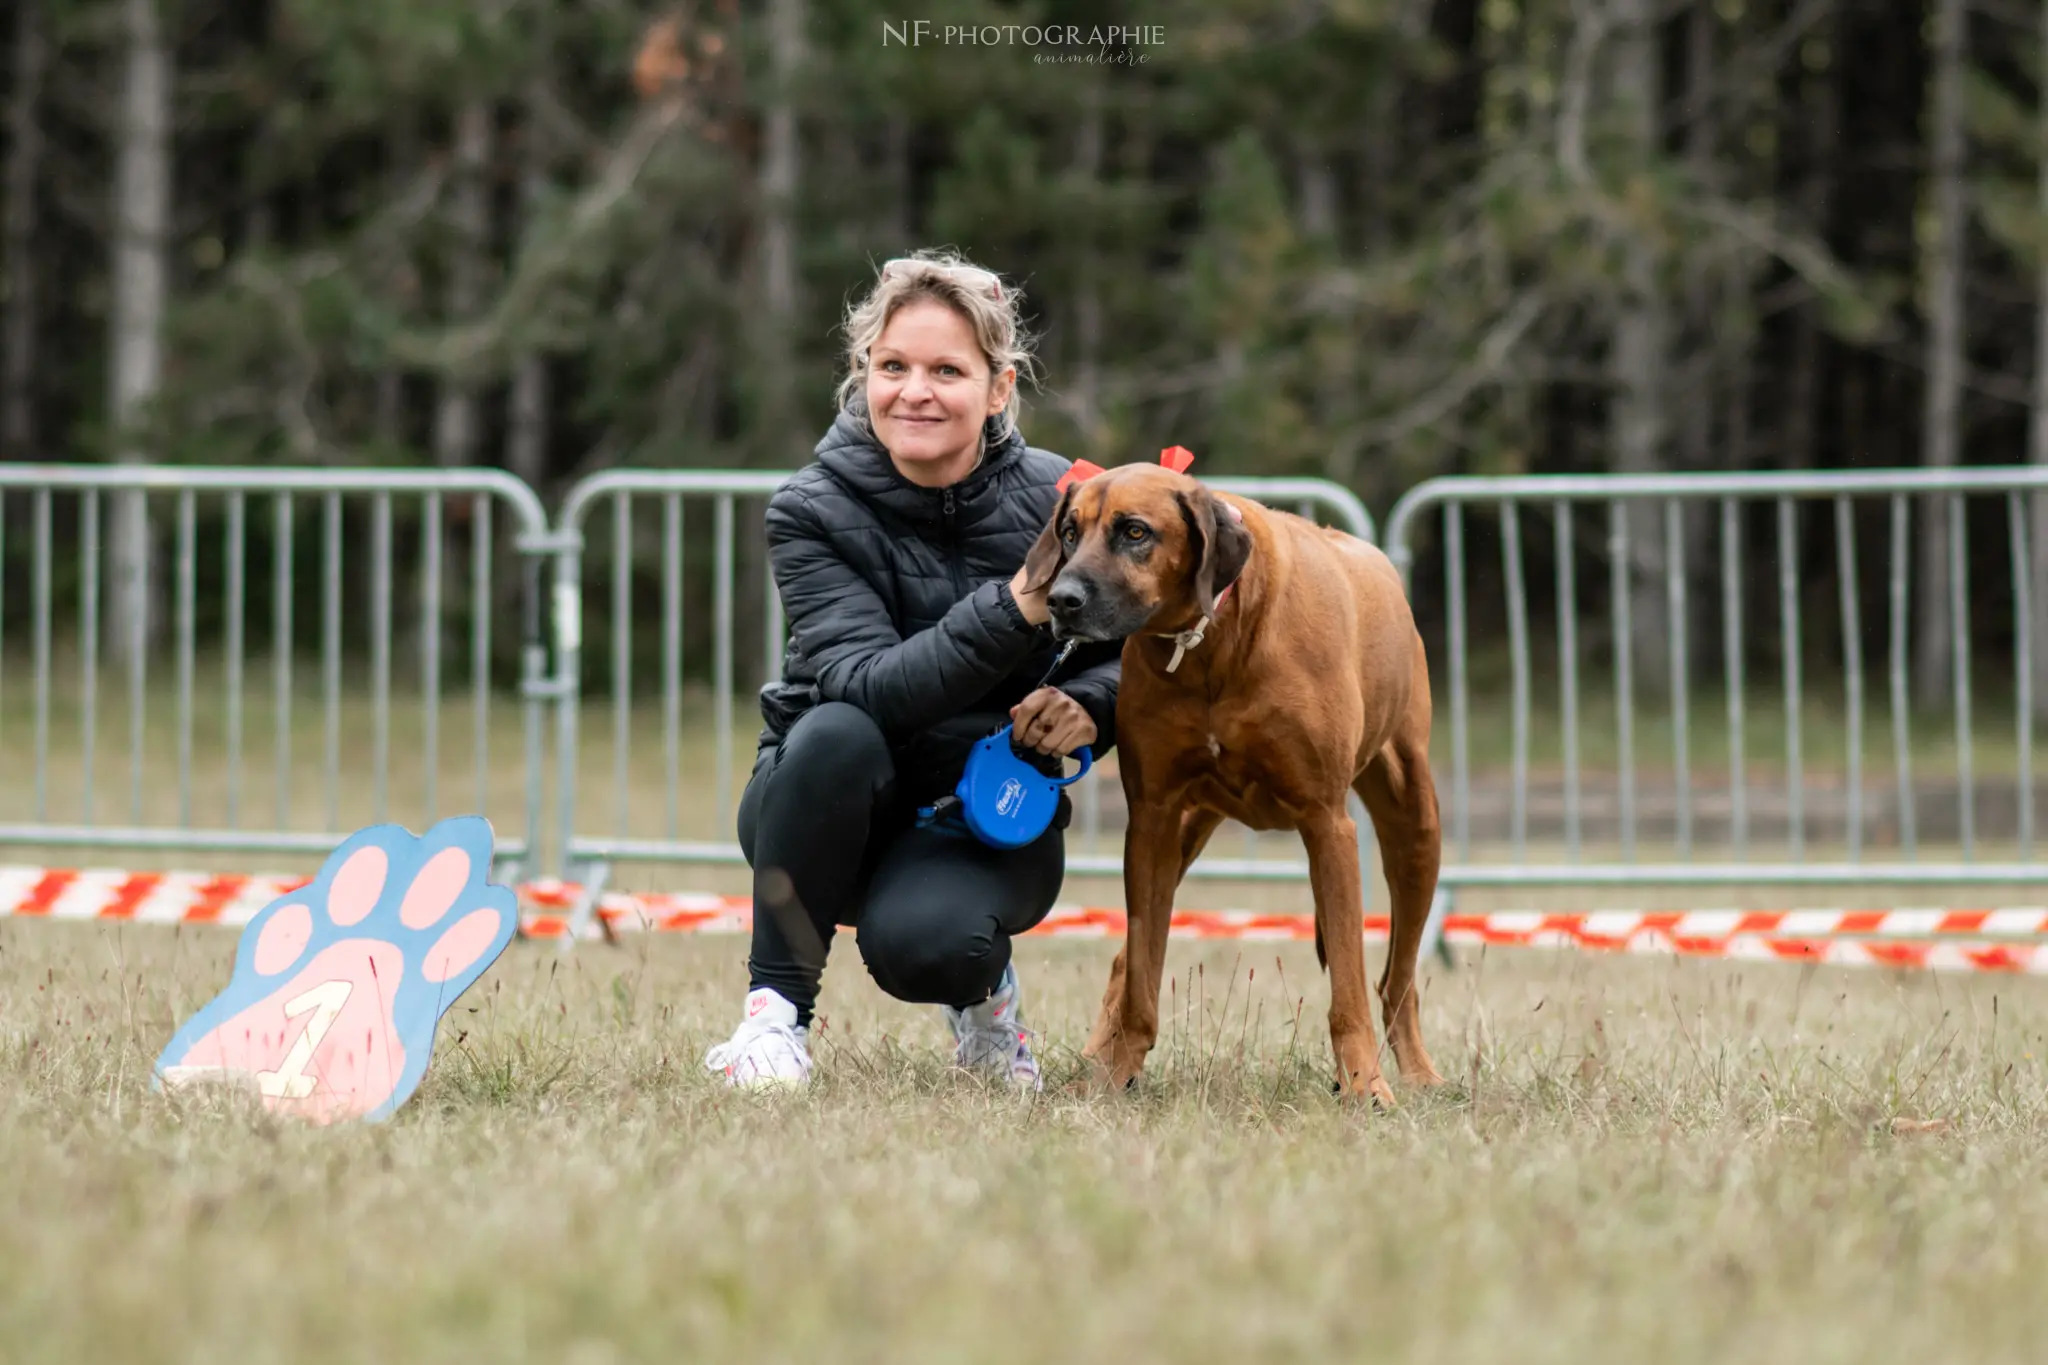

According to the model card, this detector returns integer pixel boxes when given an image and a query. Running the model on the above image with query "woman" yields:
[704,250,1121,1090]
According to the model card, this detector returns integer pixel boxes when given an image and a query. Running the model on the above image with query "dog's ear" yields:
[1175,489,1252,619]
[1022,485,1076,594]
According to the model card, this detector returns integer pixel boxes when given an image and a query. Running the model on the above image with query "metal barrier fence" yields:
[1383,468,2048,950]
[0,466,555,876]
[14,460,2042,952]
[544,471,1377,937]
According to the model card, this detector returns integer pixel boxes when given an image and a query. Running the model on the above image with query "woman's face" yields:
[867,299,1015,488]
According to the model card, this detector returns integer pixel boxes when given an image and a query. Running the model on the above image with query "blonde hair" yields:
[835,248,1040,443]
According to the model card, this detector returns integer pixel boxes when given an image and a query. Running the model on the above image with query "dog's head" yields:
[1021,465,1252,643]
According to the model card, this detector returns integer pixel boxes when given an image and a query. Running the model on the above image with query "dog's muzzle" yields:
[1045,572,1151,643]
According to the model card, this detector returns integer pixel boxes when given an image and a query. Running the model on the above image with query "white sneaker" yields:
[704,988,812,1088]
[944,961,1042,1091]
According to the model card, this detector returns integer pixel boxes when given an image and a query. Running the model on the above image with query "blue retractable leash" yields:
[917,639,1094,849]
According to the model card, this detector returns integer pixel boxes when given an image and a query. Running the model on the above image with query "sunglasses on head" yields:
[881,257,1004,300]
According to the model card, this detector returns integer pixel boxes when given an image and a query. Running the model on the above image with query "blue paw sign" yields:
[155,816,518,1123]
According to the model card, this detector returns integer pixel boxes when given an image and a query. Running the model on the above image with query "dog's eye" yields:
[1122,523,1149,542]
[1061,524,1077,546]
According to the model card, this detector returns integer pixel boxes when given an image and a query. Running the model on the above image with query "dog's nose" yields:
[1047,579,1089,616]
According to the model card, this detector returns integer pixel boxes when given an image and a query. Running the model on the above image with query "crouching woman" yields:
[703,251,1119,1091]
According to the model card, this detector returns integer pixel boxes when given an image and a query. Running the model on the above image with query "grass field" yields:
[5,653,2048,1360]
[4,919,2048,1363]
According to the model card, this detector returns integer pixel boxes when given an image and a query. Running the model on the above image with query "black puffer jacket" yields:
[756,407,1121,805]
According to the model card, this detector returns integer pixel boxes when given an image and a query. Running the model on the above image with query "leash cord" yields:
[1034,636,1079,691]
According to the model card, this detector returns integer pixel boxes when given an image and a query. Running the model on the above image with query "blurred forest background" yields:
[3,0,2048,713]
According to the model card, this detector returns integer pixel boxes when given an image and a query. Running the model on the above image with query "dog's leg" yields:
[1175,806,1227,881]
[1083,805,1220,1077]
[1300,804,1395,1107]
[1356,731,1446,1087]
[1080,800,1187,1089]
[1080,947,1129,1065]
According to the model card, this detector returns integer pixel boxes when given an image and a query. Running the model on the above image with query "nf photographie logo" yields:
[882,21,1165,65]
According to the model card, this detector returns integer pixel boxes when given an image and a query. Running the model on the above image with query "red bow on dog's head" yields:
[1055,447,1195,492]
[1054,459,1105,493]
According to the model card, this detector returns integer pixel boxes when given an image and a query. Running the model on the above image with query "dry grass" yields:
[5,657,2047,1360]
[4,920,2048,1363]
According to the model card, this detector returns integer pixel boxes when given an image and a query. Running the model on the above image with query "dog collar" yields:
[1157,582,1234,674]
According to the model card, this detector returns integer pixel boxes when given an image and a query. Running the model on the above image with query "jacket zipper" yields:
[941,486,967,597]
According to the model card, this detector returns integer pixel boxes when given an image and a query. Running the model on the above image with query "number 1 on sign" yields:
[256,980,353,1100]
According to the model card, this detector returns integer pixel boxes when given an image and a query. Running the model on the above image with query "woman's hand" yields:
[1010,687,1097,756]
[1007,564,1052,627]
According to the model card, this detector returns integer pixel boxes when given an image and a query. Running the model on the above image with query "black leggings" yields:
[736,702,1067,1027]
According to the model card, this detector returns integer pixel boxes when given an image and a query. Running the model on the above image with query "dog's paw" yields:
[1332,1073,1399,1112]
[1063,1053,1143,1098]
[155,816,517,1123]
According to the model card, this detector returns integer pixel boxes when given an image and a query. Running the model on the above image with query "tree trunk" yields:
[1357,100,1395,256]
[1780,1,1837,477]
[751,0,803,449]
[742,0,805,687]
[1789,3,1841,653]
[108,0,171,663]
[374,121,417,455]
[375,370,406,449]
[883,113,911,249]
[2032,0,2048,723]
[1295,133,1337,242]
[1914,0,1966,707]
[1358,0,1428,255]
[758,0,803,365]
[1609,0,1672,690]
[3,0,46,461]
[1070,78,1106,454]
[1680,0,1714,472]
[433,101,494,468]
[1295,127,1352,485]
[1677,0,1722,672]
[1428,0,1483,154]
[507,357,547,476]
[507,88,550,491]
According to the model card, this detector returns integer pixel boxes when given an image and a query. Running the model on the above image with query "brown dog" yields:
[1022,465,1444,1104]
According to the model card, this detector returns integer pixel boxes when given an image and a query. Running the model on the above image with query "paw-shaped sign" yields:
[155,816,517,1123]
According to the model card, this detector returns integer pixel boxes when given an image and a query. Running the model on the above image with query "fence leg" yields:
[491,851,525,892]
[560,858,616,951]
[1420,885,1456,969]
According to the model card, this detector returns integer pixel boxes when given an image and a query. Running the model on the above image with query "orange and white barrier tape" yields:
[0,866,310,925]
[519,883,754,938]
[8,866,2048,975]
[517,881,2048,975]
